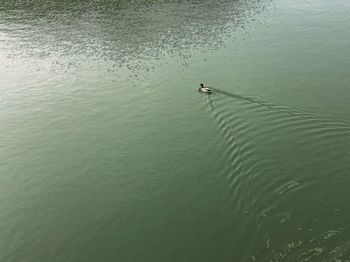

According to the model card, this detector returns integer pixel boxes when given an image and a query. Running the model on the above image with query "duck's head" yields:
[200,83,204,88]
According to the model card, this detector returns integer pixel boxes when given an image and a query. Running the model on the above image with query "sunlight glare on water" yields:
[1,0,350,261]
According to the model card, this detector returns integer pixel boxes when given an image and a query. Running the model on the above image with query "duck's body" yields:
[198,83,212,94]
[199,87,211,93]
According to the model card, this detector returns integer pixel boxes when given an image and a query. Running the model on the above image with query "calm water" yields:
[1,0,350,261]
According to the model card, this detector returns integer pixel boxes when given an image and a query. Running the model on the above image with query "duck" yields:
[198,83,211,94]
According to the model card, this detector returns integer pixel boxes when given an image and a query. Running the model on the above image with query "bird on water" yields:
[198,83,211,94]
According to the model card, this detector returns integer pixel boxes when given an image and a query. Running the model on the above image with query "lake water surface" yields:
[1,0,350,261]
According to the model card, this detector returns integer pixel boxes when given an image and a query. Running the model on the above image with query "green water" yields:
[1,0,350,261]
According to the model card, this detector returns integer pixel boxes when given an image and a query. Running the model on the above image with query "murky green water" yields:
[1,0,350,261]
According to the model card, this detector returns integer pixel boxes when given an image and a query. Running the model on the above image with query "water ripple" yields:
[205,87,350,260]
